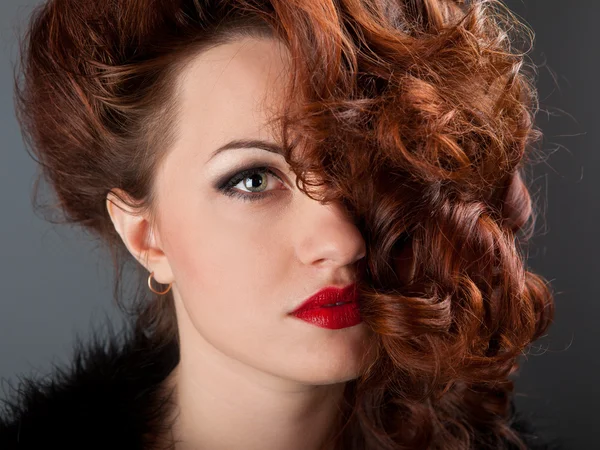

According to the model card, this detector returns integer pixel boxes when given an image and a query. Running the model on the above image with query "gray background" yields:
[0,1,596,448]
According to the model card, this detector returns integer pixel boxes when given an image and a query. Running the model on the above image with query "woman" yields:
[1,0,562,449]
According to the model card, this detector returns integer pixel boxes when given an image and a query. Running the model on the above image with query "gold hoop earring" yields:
[148,271,172,295]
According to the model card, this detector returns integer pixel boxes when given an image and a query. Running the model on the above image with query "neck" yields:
[161,338,346,450]
[157,300,350,450]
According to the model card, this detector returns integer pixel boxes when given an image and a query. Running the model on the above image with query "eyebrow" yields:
[208,138,289,162]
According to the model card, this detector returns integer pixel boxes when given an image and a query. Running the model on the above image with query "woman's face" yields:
[151,36,373,385]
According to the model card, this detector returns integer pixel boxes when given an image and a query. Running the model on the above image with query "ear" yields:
[105,188,174,285]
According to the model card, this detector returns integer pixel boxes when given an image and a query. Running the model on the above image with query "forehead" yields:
[174,37,291,160]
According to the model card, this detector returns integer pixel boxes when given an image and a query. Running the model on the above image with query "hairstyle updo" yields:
[14,1,555,449]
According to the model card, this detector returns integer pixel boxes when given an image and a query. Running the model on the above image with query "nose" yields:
[293,194,366,271]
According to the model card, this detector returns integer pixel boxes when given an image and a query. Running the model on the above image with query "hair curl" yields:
[13,0,555,449]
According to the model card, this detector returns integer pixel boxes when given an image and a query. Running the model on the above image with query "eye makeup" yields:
[215,163,286,203]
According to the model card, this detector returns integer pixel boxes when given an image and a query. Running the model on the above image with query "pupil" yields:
[245,173,265,191]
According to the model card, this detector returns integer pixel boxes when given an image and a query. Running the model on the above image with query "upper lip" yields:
[289,283,358,314]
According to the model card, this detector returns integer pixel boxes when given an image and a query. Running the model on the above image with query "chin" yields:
[284,348,372,386]
[291,369,361,387]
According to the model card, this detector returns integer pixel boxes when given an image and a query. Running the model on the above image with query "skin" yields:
[107,37,374,450]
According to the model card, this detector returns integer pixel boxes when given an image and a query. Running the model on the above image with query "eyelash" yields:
[218,165,285,202]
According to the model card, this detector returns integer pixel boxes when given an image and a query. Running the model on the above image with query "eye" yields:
[217,165,286,202]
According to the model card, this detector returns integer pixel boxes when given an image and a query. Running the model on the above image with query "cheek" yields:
[158,195,374,384]
[159,196,289,323]
[158,197,302,368]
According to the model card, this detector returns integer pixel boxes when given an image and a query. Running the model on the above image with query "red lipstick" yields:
[289,283,362,329]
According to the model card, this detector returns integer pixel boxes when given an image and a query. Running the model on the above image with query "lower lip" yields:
[290,302,362,329]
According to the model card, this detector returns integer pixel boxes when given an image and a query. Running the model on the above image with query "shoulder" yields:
[0,321,177,449]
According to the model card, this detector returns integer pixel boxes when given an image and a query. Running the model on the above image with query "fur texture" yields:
[0,320,563,449]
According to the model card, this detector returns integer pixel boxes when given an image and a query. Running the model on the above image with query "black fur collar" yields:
[0,320,178,449]
[0,320,563,449]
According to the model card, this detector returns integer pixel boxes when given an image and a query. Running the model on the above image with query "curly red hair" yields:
[14,0,554,448]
